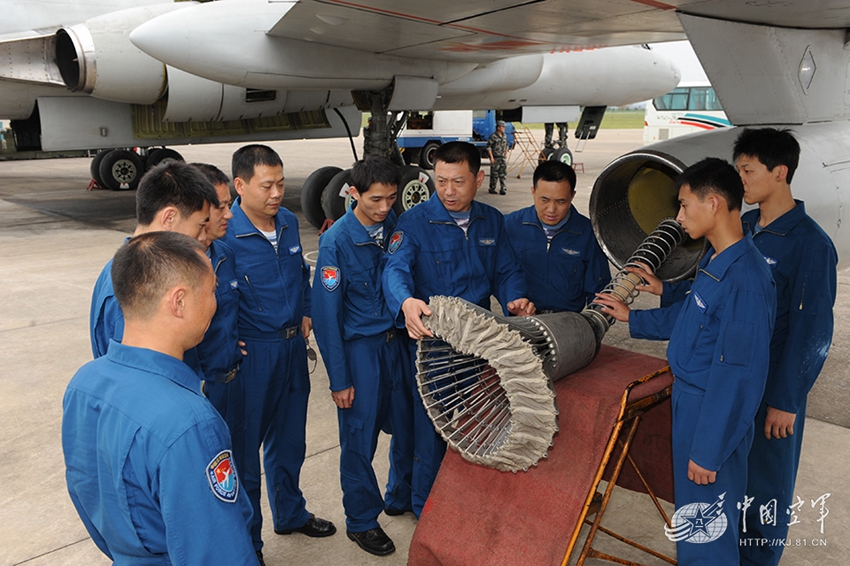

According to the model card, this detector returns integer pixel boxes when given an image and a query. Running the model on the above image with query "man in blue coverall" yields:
[733,129,837,564]
[382,141,535,516]
[64,231,258,565]
[505,160,610,312]
[224,145,336,556]
[89,161,219,358]
[191,163,253,540]
[595,158,776,566]
[312,156,413,556]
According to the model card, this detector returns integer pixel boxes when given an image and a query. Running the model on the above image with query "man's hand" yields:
[402,298,433,340]
[238,340,247,357]
[592,293,631,322]
[331,386,355,409]
[507,298,535,316]
[301,316,313,340]
[764,406,796,439]
[627,262,663,296]
[688,460,717,485]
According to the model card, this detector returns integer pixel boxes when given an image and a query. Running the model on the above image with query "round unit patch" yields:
[207,450,238,503]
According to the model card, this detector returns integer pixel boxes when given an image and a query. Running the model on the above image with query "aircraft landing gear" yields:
[300,89,434,228]
[89,147,184,191]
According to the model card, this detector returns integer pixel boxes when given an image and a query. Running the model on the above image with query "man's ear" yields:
[158,206,179,231]
[773,164,789,184]
[475,169,485,188]
[234,177,246,196]
[349,186,360,201]
[168,287,187,318]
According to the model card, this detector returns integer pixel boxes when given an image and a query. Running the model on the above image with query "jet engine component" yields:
[416,219,686,472]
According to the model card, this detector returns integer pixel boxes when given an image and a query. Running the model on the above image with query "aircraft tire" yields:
[553,147,573,166]
[301,166,341,228]
[419,141,441,170]
[321,168,353,221]
[90,150,109,187]
[99,149,143,191]
[145,148,184,170]
[538,146,554,165]
[394,165,434,215]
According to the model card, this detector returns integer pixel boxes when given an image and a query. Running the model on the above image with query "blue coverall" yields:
[311,204,413,531]
[382,196,527,515]
[630,235,775,566]
[90,257,123,359]
[198,239,247,481]
[738,202,837,565]
[222,198,312,550]
[504,204,611,312]
[62,341,258,565]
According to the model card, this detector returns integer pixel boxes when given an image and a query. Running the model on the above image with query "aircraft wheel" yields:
[99,149,143,191]
[145,148,184,170]
[538,146,554,165]
[419,141,440,170]
[553,147,573,166]
[394,165,434,215]
[90,150,109,187]
[301,166,342,228]
[321,168,353,221]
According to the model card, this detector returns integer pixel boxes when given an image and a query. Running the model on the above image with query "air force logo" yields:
[478,238,496,246]
[763,255,778,267]
[321,266,340,291]
[665,492,728,544]
[388,231,404,254]
[562,248,580,256]
[288,245,301,255]
[207,450,238,503]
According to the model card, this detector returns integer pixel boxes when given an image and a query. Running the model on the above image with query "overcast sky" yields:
[649,40,708,84]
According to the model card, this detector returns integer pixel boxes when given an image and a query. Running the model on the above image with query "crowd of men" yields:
[62,127,835,566]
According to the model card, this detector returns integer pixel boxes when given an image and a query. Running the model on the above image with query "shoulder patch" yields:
[321,266,340,291]
[388,231,404,254]
[207,450,238,503]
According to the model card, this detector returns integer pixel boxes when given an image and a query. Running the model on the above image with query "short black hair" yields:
[112,231,210,320]
[533,160,576,192]
[677,157,744,211]
[434,141,481,174]
[733,127,800,184]
[136,161,220,226]
[350,156,400,194]
[232,144,283,183]
[190,162,230,187]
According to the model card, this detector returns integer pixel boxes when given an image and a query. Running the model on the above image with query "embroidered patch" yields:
[321,266,340,291]
[561,248,580,256]
[229,279,238,290]
[478,238,496,246]
[763,255,778,267]
[388,231,404,254]
[288,245,301,255]
[207,450,238,503]
[693,291,707,313]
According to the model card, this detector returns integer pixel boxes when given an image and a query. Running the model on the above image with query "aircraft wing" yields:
[262,0,686,59]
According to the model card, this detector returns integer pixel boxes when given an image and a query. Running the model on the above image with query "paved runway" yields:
[1,130,846,565]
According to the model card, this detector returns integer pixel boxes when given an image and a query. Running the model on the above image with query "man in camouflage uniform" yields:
[487,120,509,195]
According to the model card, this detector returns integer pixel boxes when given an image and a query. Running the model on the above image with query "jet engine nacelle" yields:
[54,3,192,104]
[590,123,850,278]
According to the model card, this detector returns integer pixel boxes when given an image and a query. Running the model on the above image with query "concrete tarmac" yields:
[0,130,847,565]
